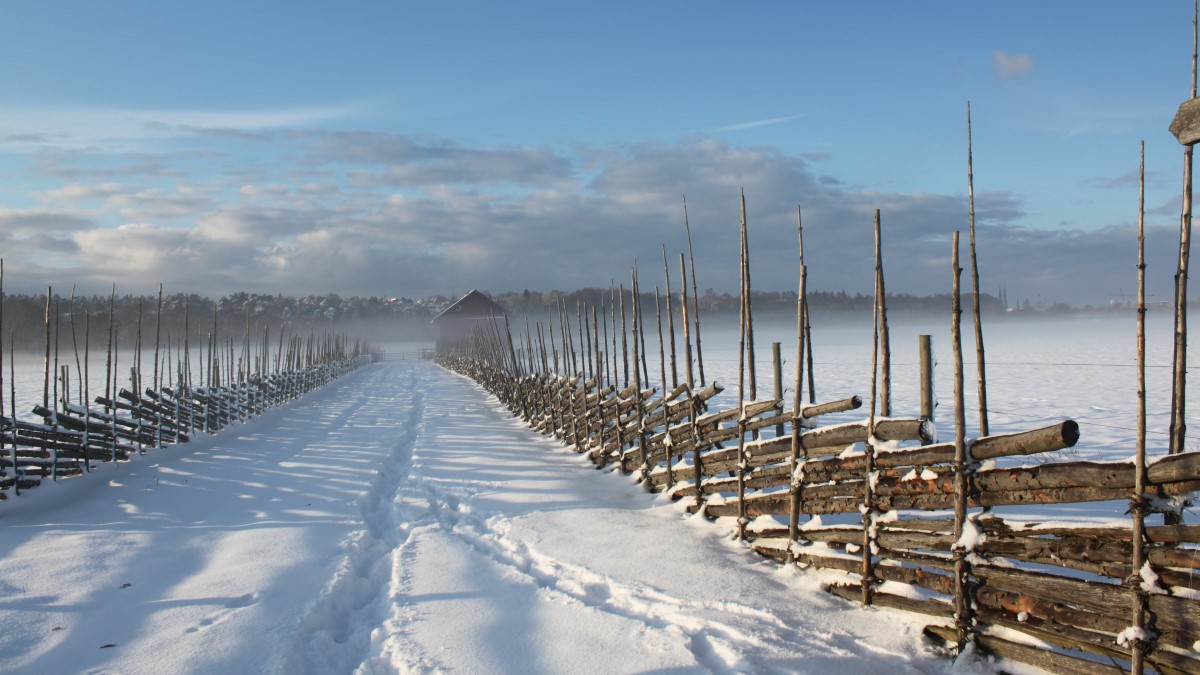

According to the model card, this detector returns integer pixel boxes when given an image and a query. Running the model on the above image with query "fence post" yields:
[772,342,784,438]
[919,335,934,426]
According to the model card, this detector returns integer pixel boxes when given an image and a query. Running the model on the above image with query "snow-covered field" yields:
[701,312,1197,463]
[0,312,1190,673]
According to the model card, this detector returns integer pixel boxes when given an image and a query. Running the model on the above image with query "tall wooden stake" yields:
[875,210,891,417]
[154,285,164,448]
[0,261,10,493]
[772,342,783,437]
[740,191,757,402]
[43,287,52,412]
[1131,141,1151,674]
[655,287,667,392]
[619,286,630,388]
[1171,0,1198,460]
[663,245,678,389]
[69,286,82,406]
[7,337,14,494]
[805,306,816,404]
[967,101,990,436]
[631,266,648,478]
[799,206,816,404]
[683,196,706,385]
[788,256,808,560]
[735,239,749,540]
[862,217,883,606]
[951,231,973,651]
[105,285,115,421]
[679,253,694,390]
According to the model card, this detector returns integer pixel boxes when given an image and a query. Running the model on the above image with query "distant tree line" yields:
[0,291,448,352]
[0,285,1117,353]
[486,287,1011,319]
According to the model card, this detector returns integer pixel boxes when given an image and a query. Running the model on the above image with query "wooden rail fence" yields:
[1,355,374,498]
[439,332,1200,674]
[435,185,1200,674]
[0,294,377,500]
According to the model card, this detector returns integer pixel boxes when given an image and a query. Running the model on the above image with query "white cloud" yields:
[713,115,803,132]
[993,51,1034,80]
[0,103,363,151]
[0,208,95,234]
[35,182,130,203]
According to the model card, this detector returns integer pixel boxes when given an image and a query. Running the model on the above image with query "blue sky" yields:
[0,1,1193,305]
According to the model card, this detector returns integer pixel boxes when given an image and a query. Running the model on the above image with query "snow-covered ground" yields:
[0,311,1190,674]
[0,355,958,674]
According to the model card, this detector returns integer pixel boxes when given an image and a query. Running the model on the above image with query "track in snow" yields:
[309,362,949,674]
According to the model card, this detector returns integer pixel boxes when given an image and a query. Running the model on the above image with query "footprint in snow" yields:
[184,593,260,634]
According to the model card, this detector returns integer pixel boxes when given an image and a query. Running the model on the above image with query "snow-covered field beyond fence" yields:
[0,313,1192,674]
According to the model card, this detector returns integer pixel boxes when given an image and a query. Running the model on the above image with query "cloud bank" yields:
[0,123,1171,308]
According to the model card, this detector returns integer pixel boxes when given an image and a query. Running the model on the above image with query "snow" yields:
[5,312,1197,673]
[0,358,954,674]
[954,517,986,554]
[1116,625,1153,648]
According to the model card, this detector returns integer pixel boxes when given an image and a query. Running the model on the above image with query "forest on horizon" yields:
[0,284,1110,353]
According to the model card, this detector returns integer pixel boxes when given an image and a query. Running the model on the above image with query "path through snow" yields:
[0,360,961,674]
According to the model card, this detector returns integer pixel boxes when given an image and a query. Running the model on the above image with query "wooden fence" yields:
[0,343,376,500]
[438,315,1200,674]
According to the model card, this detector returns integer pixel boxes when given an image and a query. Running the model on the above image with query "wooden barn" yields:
[432,290,507,349]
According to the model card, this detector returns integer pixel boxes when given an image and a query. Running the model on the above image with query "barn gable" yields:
[432,290,507,347]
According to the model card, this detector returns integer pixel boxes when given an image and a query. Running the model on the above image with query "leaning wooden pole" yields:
[735,239,749,541]
[104,285,115,426]
[637,286,650,387]
[788,206,809,560]
[548,306,559,375]
[875,210,892,417]
[662,245,679,389]
[0,261,10,494]
[679,253,694,390]
[655,287,667,393]
[601,299,612,389]
[7,337,14,495]
[772,342,783,437]
[861,214,883,606]
[950,231,973,652]
[805,305,816,404]
[799,207,816,404]
[1170,0,1198,458]
[609,284,618,384]
[52,298,61,468]
[631,267,649,478]
[740,191,757,402]
[683,196,706,385]
[153,285,164,447]
[619,286,630,388]
[42,287,52,412]
[68,287,82,407]
[967,101,990,436]
[1130,141,1151,675]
